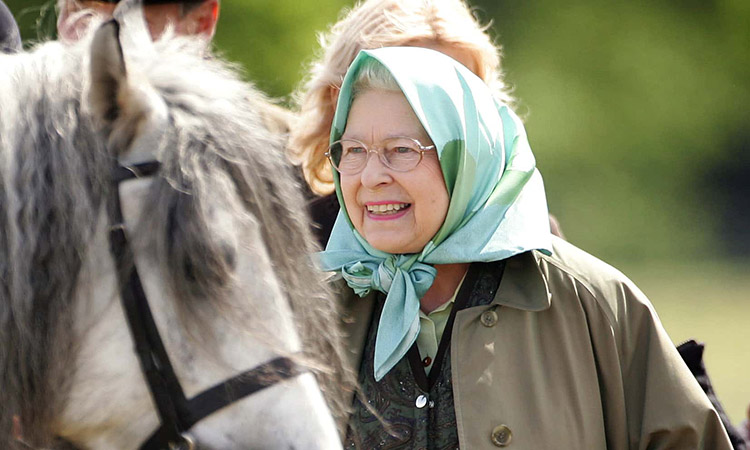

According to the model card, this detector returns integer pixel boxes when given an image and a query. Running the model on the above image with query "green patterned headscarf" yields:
[319,47,552,381]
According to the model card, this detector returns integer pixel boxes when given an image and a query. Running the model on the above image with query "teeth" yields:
[367,203,409,213]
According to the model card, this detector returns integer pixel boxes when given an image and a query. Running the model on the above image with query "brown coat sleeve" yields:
[556,242,734,449]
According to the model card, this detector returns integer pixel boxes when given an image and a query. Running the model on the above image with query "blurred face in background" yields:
[57,0,218,42]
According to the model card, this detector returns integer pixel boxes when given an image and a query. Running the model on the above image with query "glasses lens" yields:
[382,138,422,171]
[332,140,368,174]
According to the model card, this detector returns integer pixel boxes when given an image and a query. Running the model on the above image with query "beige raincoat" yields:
[338,236,733,449]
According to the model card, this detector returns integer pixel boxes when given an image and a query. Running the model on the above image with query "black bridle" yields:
[108,161,307,450]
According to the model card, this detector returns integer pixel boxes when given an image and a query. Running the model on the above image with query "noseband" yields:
[108,161,307,450]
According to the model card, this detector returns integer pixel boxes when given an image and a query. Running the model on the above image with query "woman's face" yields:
[339,89,449,254]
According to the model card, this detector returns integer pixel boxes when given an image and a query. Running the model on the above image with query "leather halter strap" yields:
[108,161,307,450]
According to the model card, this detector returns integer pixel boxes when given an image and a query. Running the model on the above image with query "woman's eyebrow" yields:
[339,134,363,142]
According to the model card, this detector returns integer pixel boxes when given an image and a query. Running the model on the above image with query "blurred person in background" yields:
[55,0,293,134]
[56,0,219,42]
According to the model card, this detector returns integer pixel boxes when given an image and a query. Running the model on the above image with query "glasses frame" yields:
[325,136,436,175]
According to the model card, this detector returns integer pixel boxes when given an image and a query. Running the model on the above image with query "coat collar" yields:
[491,250,552,311]
[336,250,552,380]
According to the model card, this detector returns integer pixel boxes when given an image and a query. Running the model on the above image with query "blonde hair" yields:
[290,0,512,195]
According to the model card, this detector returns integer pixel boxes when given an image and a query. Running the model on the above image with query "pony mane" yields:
[1,39,111,446]
[0,31,352,447]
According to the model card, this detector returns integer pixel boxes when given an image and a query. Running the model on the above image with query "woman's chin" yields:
[366,235,424,255]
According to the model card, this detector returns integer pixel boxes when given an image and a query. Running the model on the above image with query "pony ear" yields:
[89,19,160,156]
[89,0,156,132]
[89,20,127,126]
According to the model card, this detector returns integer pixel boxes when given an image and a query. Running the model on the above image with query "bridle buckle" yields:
[168,433,196,450]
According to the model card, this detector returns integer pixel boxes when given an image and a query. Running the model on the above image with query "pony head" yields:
[0,2,351,448]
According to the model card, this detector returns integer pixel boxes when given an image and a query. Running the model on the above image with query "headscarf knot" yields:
[341,255,437,298]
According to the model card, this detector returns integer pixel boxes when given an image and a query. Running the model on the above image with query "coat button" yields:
[415,394,428,409]
[490,424,512,447]
[480,309,498,327]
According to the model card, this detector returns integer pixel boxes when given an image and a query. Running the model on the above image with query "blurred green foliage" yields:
[4,0,749,266]
[478,1,750,264]
[212,0,352,101]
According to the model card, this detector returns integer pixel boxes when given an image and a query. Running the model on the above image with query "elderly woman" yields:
[288,0,578,246]
[319,46,732,449]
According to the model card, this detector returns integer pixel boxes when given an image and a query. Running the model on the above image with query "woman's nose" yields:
[359,151,392,188]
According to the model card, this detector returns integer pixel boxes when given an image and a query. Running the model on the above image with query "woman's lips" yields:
[365,202,412,221]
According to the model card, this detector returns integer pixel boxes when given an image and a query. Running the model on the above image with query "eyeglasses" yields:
[326,137,436,175]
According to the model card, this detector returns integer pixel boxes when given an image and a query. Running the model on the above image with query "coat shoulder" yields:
[534,236,655,330]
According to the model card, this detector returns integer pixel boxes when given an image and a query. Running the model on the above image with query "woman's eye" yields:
[394,146,413,154]
[347,147,366,154]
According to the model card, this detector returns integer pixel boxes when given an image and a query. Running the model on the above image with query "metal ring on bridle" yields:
[168,433,196,450]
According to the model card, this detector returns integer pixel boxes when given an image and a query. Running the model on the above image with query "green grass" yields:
[619,259,750,425]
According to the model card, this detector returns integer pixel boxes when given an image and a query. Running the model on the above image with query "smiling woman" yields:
[337,87,449,255]
[319,47,734,449]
